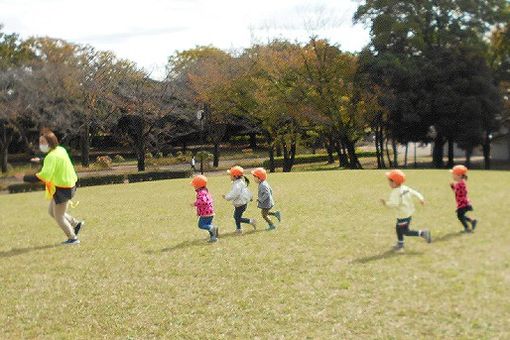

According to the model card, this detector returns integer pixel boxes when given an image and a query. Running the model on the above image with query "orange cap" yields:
[385,169,406,185]
[450,165,468,176]
[251,167,267,181]
[191,175,207,188]
[227,166,244,177]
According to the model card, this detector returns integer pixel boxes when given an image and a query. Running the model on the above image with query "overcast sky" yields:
[1,0,370,79]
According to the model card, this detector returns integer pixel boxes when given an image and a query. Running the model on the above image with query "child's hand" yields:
[379,198,386,206]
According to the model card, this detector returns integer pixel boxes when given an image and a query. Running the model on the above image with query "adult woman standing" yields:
[15,129,84,245]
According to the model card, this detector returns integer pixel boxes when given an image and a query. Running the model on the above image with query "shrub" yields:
[95,156,113,169]
[8,182,45,194]
[127,170,192,183]
[262,152,377,169]
[113,155,125,163]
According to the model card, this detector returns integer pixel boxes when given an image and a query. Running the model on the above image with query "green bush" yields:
[78,174,126,187]
[262,151,377,169]
[127,170,192,183]
[113,155,125,163]
[7,170,192,194]
[8,182,45,194]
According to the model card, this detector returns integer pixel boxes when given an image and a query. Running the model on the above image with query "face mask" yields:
[39,144,50,153]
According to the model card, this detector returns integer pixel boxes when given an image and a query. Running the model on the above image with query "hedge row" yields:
[262,151,377,168]
[7,170,192,194]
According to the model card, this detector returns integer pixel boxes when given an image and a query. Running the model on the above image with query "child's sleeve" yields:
[409,188,425,202]
[224,183,240,201]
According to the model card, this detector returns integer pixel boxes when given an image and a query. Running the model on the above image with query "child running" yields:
[223,166,256,234]
[450,165,477,233]
[380,170,431,251]
[251,168,281,230]
[191,175,218,242]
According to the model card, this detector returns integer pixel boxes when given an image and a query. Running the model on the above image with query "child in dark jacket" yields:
[251,168,281,230]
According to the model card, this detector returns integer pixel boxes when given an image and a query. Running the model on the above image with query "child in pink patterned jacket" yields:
[450,165,477,233]
[191,175,218,242]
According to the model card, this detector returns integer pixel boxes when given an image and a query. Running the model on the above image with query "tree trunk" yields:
[335,141,349,168]
[181,141,187,153]
[1,145,8,173]
[378,127,386,169]
[465,147,472,168]
[404,143,409,168]
[282,141,296,173]
[345,140,362,169]
[326,135,335,164]
[268,146,276,173]
[483,132,491,170]
[213,142,220,167]
[136,139,145,172]
[276,143,282,158]
[249,133,257,149]
[447,138,454,168]
[80,124,90,168]
[385,137,393,168]
[432,133,444,168]
[0,127,13,174]
[392,139,398,168]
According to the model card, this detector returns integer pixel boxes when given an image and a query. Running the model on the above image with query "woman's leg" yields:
[53,201,77,240]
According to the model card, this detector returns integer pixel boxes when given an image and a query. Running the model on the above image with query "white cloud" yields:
[0,0,369,79]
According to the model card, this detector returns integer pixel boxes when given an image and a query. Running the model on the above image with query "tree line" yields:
[1,0,509,173]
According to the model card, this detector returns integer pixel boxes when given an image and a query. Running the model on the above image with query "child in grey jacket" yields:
[223,166,256,234]
[251,168,281,230]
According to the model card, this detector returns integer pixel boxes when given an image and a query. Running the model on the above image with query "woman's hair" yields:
[40,128,59,149]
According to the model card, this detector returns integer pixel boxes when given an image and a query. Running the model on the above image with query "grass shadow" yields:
[0,243,61,258]
[147,229,267,254]
[351,249,423,264]
[432,231,465,244]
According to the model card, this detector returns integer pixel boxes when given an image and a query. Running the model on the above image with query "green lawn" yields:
[1,170,509,339]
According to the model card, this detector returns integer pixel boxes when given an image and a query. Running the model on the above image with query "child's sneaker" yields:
[393,242,404,251]
[236,229,243,235]
[267,224,276,231]
[250,219,257,230]
[208,236,217,243]
[62,238,80,245]
[471,219,478,231]
[211,226,219,238]
[421,230,432,243]
[274,211,281,222]
[74,220,85,236]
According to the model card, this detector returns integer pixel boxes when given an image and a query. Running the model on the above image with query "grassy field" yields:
[1,170,509,339]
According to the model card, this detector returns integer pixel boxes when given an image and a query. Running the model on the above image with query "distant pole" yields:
[196,108,206,174]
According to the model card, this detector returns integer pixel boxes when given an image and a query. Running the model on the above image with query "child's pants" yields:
[48,200,78,240]
[456,205,473,230]
[261,208,276,225]
[234,205,250,230]
[396,217,420,242]
[198,216,214,236]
